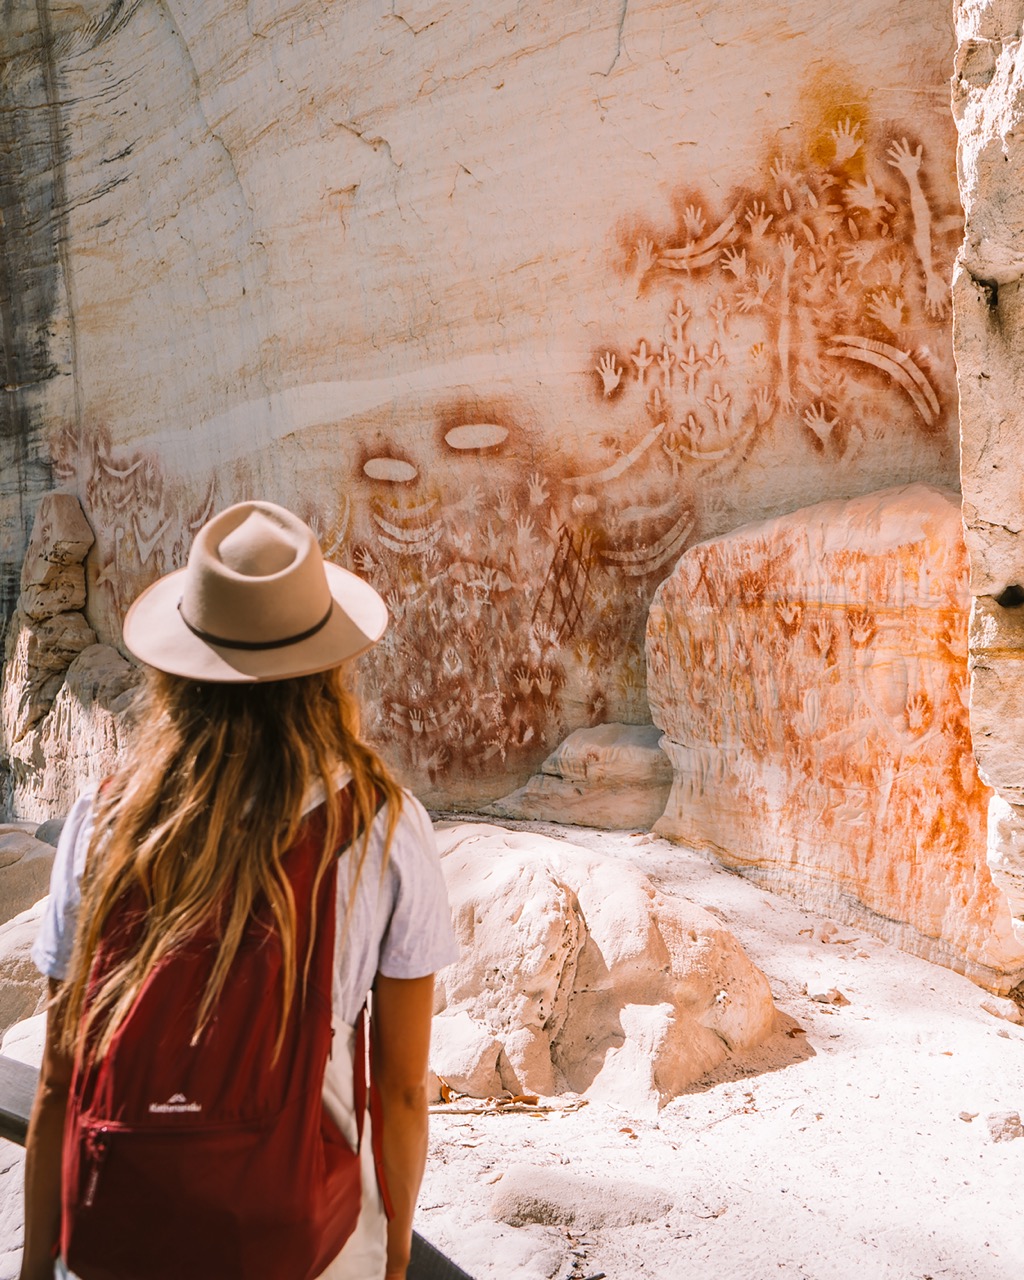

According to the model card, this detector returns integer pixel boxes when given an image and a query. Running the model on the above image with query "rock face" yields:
[484,724,673,829]
[2,494,96,745]
[17,493,92,621]
[0,900,48,1041]
[0,1,962,808]
[953,1,1024,949]
[8,644,139,823]
[0,832,53,931]
[433,823,780,1112]
[2,495,139,822]
[647,484,1024,992]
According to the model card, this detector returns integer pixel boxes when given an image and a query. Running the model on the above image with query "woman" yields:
[20,500,458,1280]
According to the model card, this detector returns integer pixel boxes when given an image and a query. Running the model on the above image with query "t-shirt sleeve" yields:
[376,792,459,980]
[31,787,98,981]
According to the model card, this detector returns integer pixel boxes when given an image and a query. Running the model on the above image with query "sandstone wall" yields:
[954,1,1024,943]
[1,1,961,806]
[648,484,1024,992]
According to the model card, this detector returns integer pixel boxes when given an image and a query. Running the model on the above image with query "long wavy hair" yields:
[59,664,403,1062]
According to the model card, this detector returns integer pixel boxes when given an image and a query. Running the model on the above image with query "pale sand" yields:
[0,817,1020,1280]
[418,820,1024,1280]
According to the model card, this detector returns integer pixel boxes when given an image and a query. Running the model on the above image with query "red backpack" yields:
[61,783,377,1280]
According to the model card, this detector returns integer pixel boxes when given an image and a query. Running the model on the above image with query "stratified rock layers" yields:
[648,484,1024,991]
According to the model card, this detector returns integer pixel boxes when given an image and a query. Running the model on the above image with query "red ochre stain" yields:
[797,63,870,179]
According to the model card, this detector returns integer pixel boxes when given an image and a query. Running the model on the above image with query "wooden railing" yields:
[0,1054,473,1280]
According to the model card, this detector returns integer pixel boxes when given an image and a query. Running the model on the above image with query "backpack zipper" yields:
[83,1128,109,1208]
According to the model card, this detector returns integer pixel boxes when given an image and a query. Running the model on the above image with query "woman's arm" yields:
[20,980,73,1280]
[371,973,436,1280]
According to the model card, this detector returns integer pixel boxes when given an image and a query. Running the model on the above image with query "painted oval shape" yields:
[444,423,509,451]
[363,457,418,482]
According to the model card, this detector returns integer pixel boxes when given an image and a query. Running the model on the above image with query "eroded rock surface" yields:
[484,724,672,830]
[0,900,47,1041]
[2,494,139,822]
[0,833,53,932]
[17,493,93,621]
[6,644,138,823]
[647,484,1024,992]
[953,1,1024,943]
[433,823,779,1112]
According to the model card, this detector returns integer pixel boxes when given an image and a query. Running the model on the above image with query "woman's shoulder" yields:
[378,788,437,862]
[372,789,459,977]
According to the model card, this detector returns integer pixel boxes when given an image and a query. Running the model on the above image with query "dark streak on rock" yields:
[969,269,1000,315]
[0,5,65,635]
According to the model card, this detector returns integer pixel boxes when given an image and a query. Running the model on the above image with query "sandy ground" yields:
[1,817,1022,1280]
[416,819,1024,1280]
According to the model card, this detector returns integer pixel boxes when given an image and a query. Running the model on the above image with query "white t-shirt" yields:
[33,775,458,1020]
[33,776,458,1280]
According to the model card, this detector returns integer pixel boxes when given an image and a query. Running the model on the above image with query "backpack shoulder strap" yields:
[350,1002,394,1221]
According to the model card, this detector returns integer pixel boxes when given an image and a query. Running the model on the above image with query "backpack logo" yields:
[148,1092,202,1114]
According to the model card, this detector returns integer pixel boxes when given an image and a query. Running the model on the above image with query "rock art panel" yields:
[648,484,1024,992]
[0,2,962,809]
[599,123,959,484]
[485,723,673,830]
[433,823,780,1113]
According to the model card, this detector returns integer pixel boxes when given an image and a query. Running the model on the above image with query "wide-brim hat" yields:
[122,500,388,683]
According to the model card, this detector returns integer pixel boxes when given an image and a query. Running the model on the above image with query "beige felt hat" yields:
[122,501,388,683]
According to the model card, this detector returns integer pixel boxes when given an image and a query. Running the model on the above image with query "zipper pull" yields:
[83,1128,109,1209]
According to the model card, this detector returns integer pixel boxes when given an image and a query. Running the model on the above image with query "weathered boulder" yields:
[0,900,48,1040]
[32,818,65,848]
[0,493,136,822]
[0,833,54,931]
[5,644,138,824]
[429,1008,503,1099]
[17,493,93,621]
[434,823,779,1112]
[647,484,1024,992]
[2,609,97,742]
[484,724,673,830]
[1,1013,47,1068]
